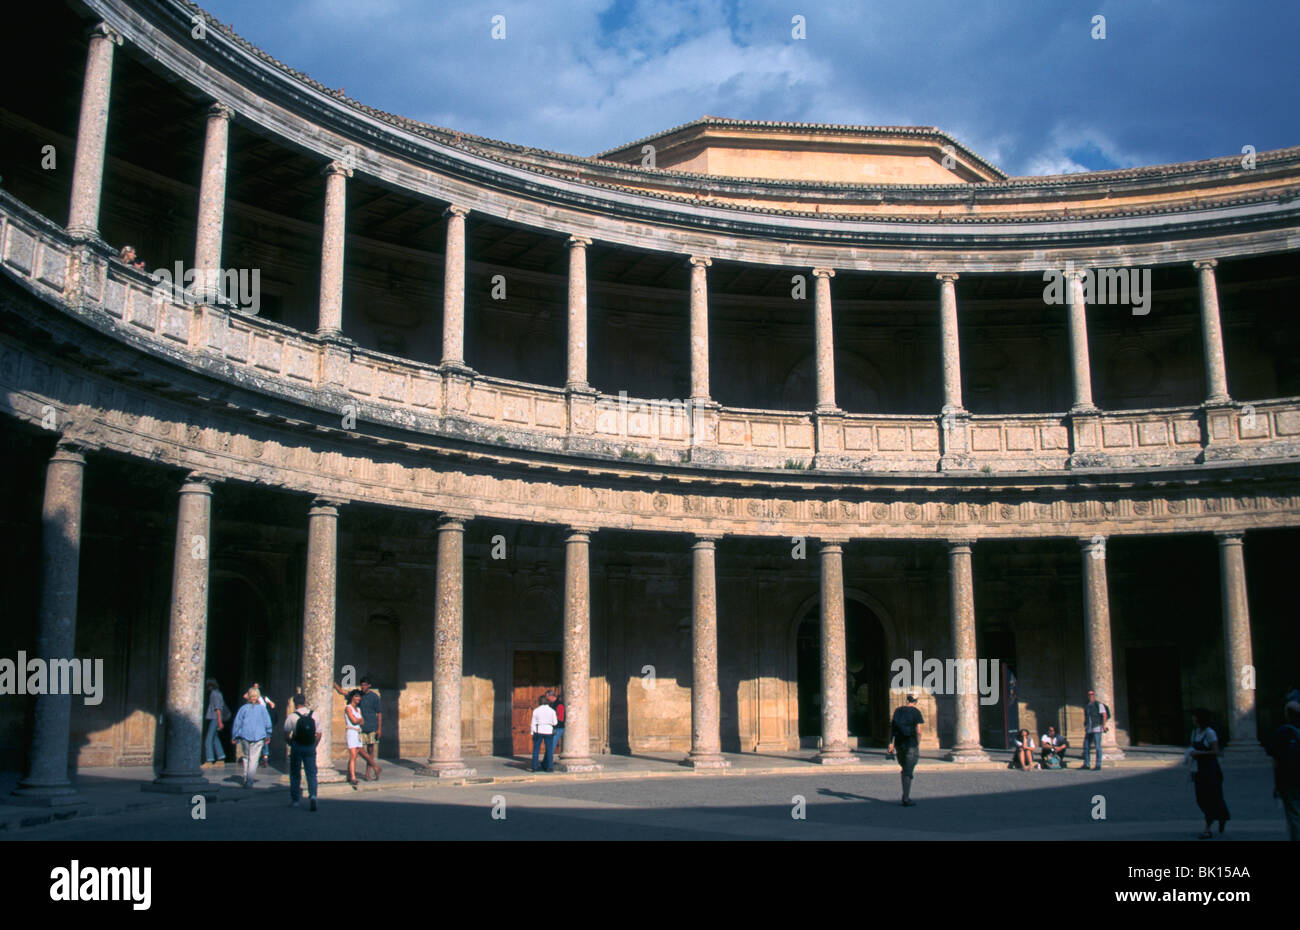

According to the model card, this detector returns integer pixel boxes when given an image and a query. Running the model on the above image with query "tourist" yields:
[1185,708,1229,838]
[887,693,924,806]
[549,689,566,757]
[230,686,273,788]
[1010,728,1037,770]
[1081,689,1110,769]
[283,693,321,811]
[1040,725,1069,769]
[334,674,382,780]
[1267,698,1300,841]
[117,244,145,270]
[531,693,558,772]
[343,689,377,787]
[203,678,228,766]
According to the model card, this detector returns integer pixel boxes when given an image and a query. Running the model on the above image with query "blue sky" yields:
[197,0,1299,177]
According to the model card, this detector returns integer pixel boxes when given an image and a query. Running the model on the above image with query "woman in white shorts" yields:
[344,689,364,787]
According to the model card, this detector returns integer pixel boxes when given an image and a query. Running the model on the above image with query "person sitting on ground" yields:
[1040,725,1069,769]
[1010,728,1038,770]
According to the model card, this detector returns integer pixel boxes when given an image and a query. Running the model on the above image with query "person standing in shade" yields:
[549,689,566,757]
[1267,698,1300,841]
[284,694,321,811]
[1081,689,1110,770]
[231,686,272,788]
[1186,708,1229,838]
[886,693,924,807]
[531,693,558,773]
[334,675,382,780]
[203,678,228,766]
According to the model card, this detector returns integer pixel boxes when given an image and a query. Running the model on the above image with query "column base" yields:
[814,750,860,766]
[313,764,350,784]
[440,360,476,376]
[9,783,86,807]
[1070,403,1100,415]
[558,757,603,773]
[939,454,974,471]
[416,761,478,779]
[683,753,731,769]
[1100,745,1127,761]
[945,747,991,763]
[142,772,213,794]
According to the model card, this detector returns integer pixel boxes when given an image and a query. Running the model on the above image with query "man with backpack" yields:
[887,693,924,807]
[284,694,322,811]
[549,689,566,757]
[1268,697,1300,841]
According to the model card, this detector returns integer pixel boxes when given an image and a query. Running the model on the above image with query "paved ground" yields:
[2,751,1286,841]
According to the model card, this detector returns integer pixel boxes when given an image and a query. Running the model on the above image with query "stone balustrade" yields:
[4,192,1300,478]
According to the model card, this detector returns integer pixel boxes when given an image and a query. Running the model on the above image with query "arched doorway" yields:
[795,600,890,746]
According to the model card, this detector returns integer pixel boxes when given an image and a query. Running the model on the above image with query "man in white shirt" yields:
[1040,725,1069,768]
[530,694,558,773]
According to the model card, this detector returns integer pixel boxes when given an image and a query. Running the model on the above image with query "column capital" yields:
[49,440,89,466]
[567,235,592,250]
[444,204,470,219]
[1193,258,1219,271]
[1078,535,1107,554]
[1065,268,1089,283]
[936,272,959,284]
[1214,530,1244,545]
[206,102,234,123]
[688,255,712,268]
[87,21,124,45]
[180,472,220,493]
[323,160,353,179]
[308,497,346,514]
[946,537,976,552]
[811,266,835,279]
[692,534,720,548]
[438,512,472,529]
[565,526,596,541]
[818,538,848,549]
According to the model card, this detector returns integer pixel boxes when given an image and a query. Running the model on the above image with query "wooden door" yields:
[512,651,560,756]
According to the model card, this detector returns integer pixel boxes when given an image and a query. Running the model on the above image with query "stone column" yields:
[12,441,88,805]
[1067,270,1098,413]
[946,539,988,762]
[1195,260,1231,405]
[688,256,711,403]
[560,528,601,771]
[192,103,233,300]
[423,514,476,777]
[816,540,857,764]
[67,22,122,240]
[566,236,592,391]
[937,274,965,415]
[687,535,729,767]
[1216,532,1261,753]
[441,205,469,369]
[1079,537,1125,759]
[316,160,352,339]
[147,475,215,792]
[301,499,346,780]
[813,268,838,413]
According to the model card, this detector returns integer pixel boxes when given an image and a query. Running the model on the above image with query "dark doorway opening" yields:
[1126,646,1184,745]
[206,574,273,765]
[796,601,888,746]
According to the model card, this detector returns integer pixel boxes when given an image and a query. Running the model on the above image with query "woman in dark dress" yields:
[1187,708,1229,838]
